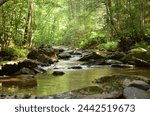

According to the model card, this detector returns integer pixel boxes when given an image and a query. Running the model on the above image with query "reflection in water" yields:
[0,60,150,97]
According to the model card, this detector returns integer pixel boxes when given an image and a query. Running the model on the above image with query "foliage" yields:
[98,41,118,51]
[0,0,149,55]
[4,47,28,57]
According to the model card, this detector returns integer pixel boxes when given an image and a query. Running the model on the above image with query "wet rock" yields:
[65,50,83,56]
[52,71,65,76]
[123,87,150,99]
[82,59,105,66]
[127,80,150,90]
[105,59,123,65]
[15,67,36,75]
[68,66,82,69]
[94,74,150,84]
[0,75,37,88]
[111,64,134,68]
[58,52,71,60]
[79,51,104,61]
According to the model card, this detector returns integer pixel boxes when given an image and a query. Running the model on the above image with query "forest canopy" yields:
[0,0,150,52]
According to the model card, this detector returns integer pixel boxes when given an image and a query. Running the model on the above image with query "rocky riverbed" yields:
[0,46,150,99]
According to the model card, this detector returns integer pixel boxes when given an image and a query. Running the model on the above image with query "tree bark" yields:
[23,0,33,48]
[0,0,9,6]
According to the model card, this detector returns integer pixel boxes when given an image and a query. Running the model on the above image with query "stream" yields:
[0,58,150,97]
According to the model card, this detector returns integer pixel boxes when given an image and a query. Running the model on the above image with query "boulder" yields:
[127,80,150,90]
[0,59,41,76]
[58,52,71,60]
[122,47,150,66]
[27,47,58,64]
[111,64,134,68]
[123,87,150,99]
[105,59,123,65]
[52,71,65,76]
[109,51,126,60]
[82,59,105,66]
[15,67,36,75]
[94,74,150,84]
[79,51,105,61]
[49,86,122,99]
[68,66,82,69]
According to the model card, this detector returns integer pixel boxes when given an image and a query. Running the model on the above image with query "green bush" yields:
[4,47,28,57]
[98,41,118,51]
[132,42,149,49]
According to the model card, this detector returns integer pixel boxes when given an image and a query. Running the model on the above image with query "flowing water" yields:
[1,59,150,97]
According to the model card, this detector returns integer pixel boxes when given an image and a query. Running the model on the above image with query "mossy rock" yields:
[94,74,150,85]
[73,86,103,95]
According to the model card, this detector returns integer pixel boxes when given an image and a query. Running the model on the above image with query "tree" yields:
[23,0,33,48]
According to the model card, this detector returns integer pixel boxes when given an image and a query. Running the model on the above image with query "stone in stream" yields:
[94,74,150,84]
[52,71,65,76]
[111,64,134,68]
[15,67,36,75]
[79,51,105,61]
[58,52,72,60]
[51,86,122,99]
[123,87,150,99]
[127,80,150,90]
[68,66,82,69]
[105,59,123,65]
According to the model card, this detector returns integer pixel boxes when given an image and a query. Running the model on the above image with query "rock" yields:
[0,59,42,76]
[133,57,150,67]
[79,51,104,61]
[105,59,123,65]
[122,47,150,66]
[27,47,58,64]
[51,86,122,99]
[109,51,126,60]
[65,50,83,56]
[82,59,105,66]
[123,87,150,99]
[0,75,37,88]
[94,74,150,85]
[0,63,20,76]
[52,71,65,76]
[147,46,150,55]
[127,80,150,90]
[111,64,134,68]
[128,47,147,53]
[15,67,36,75]
[68,66,82,69]
[58,52,71,60]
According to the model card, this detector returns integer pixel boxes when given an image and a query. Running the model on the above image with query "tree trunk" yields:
[140,0,145,39]
[23,0,33,48]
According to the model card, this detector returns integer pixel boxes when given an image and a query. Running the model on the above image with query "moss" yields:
[74,86,103,95]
